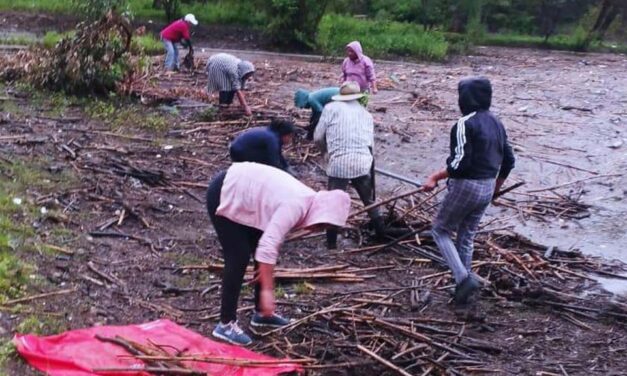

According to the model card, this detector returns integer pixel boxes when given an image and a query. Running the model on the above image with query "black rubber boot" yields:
[454,274,482,306]
[372,217,387,240]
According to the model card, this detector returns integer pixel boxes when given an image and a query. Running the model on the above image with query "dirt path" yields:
[1,46,626,376]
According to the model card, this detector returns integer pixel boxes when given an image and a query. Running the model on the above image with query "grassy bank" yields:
[317,14,449,60]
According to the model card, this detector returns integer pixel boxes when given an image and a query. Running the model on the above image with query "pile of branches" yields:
[1,11,134,95]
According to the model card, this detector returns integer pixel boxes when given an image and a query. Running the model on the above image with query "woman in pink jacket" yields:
[341,41,378,95]
[206,162,351,346]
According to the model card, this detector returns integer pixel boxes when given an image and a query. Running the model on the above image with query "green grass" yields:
[129,0,263,26]
[317,14,449,60]
[131,34,162,55]
[0,0,72,13]
[86,99,171,132]
[0,35,36,46]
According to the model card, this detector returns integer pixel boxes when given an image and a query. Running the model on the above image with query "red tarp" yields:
[14,319,302,376]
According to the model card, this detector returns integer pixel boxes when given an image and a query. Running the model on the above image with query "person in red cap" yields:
[160,14,198,71]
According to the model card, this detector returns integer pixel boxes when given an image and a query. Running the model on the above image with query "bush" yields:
[259,0,330,48]
[131,34,163,55]
[317,14,448,60]
[72,0,129,20]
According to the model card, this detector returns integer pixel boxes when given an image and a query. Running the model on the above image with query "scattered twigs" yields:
[357,345,413,376]
[526,173,621,193]
[1,288,77,306]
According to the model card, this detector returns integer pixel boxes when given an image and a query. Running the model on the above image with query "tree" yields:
[152,0,180,22]
[587,0,626,42]
[72,0,128,20]
[259,0,331,49]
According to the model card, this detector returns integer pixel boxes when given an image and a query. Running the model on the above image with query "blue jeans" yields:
[162,38,179,71]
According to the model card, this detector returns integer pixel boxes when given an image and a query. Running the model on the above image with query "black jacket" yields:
[229,126,289,171]
[446,77,515,180]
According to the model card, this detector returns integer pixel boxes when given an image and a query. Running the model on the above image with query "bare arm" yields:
[423,168,449,191]
[236,90,252,116]
[257,262,275,316]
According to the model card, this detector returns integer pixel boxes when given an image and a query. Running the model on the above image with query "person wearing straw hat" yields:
[160,14,198,71]
[314,81,387,249]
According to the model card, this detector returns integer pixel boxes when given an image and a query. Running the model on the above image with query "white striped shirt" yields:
[314,101,374,179]
[206,53,254,92]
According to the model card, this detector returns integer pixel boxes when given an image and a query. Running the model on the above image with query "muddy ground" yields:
[1,20,627,376]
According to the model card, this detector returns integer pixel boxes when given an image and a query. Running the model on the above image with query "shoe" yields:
[454,274,482,306]
[212,321,252,346]
[326,240,337,250]
[250,312,291,328]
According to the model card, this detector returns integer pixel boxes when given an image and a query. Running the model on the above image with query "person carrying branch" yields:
[206,53,255,116]
[314,81,392,249]
[294,87,339,140]
[160,14,198,72]
[206,162,350,346]
[422,77,515,306]
[229,119,296,175]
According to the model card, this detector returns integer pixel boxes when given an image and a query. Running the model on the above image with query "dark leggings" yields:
[206,171,263,323]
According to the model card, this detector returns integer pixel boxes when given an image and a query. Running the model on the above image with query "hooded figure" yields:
[422,76,515,307]
[206,53,255,116]
[206,162,350,346]
[294,87,340,140]
[341,41,377,94]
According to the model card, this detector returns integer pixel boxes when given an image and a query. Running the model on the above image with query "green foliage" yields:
[16,315,66,335]
[258,0,330,48]
[0,340,17,368]
[86,99,170,131]
[131,34,163,55]
[0,34,36,46]
[195,106,218,122]
[24,12,135,95]
[317,14,448,60]
[72,0,130,20]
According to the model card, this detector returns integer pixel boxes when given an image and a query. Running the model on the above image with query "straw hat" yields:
[332,81,364,101]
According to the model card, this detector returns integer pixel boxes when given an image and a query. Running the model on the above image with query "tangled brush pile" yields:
[1,11,134,95]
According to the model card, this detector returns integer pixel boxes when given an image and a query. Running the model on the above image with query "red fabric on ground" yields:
[14,319,302,376]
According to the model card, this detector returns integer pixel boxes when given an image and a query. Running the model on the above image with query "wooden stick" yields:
[93,367,203,375]
[350,187,424,218]
[128,355,312,367]
[1,288,77,306]
[526,174,622,193]
[357,345,413,376]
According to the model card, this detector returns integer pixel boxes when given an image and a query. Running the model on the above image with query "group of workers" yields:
[161,16,516,347]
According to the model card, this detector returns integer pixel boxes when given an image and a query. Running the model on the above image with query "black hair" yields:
[268,119,295,136]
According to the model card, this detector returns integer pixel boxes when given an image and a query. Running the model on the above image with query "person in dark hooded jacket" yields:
[229,119,296,174]
[422,77,515,306]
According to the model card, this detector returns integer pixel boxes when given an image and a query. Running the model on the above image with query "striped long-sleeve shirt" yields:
[206,53,255,92]
[314,100,374,179]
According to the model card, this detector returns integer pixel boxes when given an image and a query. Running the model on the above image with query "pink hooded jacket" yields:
[341,41,376,92]
[215,162,351,265]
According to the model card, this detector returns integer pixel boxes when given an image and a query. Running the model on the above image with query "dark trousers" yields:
[206,171,263,323]
[327,174,382,245]
[306,111,322,140]
[219,91,236,105]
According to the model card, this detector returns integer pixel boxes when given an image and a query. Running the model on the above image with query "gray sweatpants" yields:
[432,178,495,284]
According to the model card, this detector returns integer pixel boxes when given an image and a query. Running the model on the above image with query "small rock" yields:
[607,139,623,149]
[12,197,22,205]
